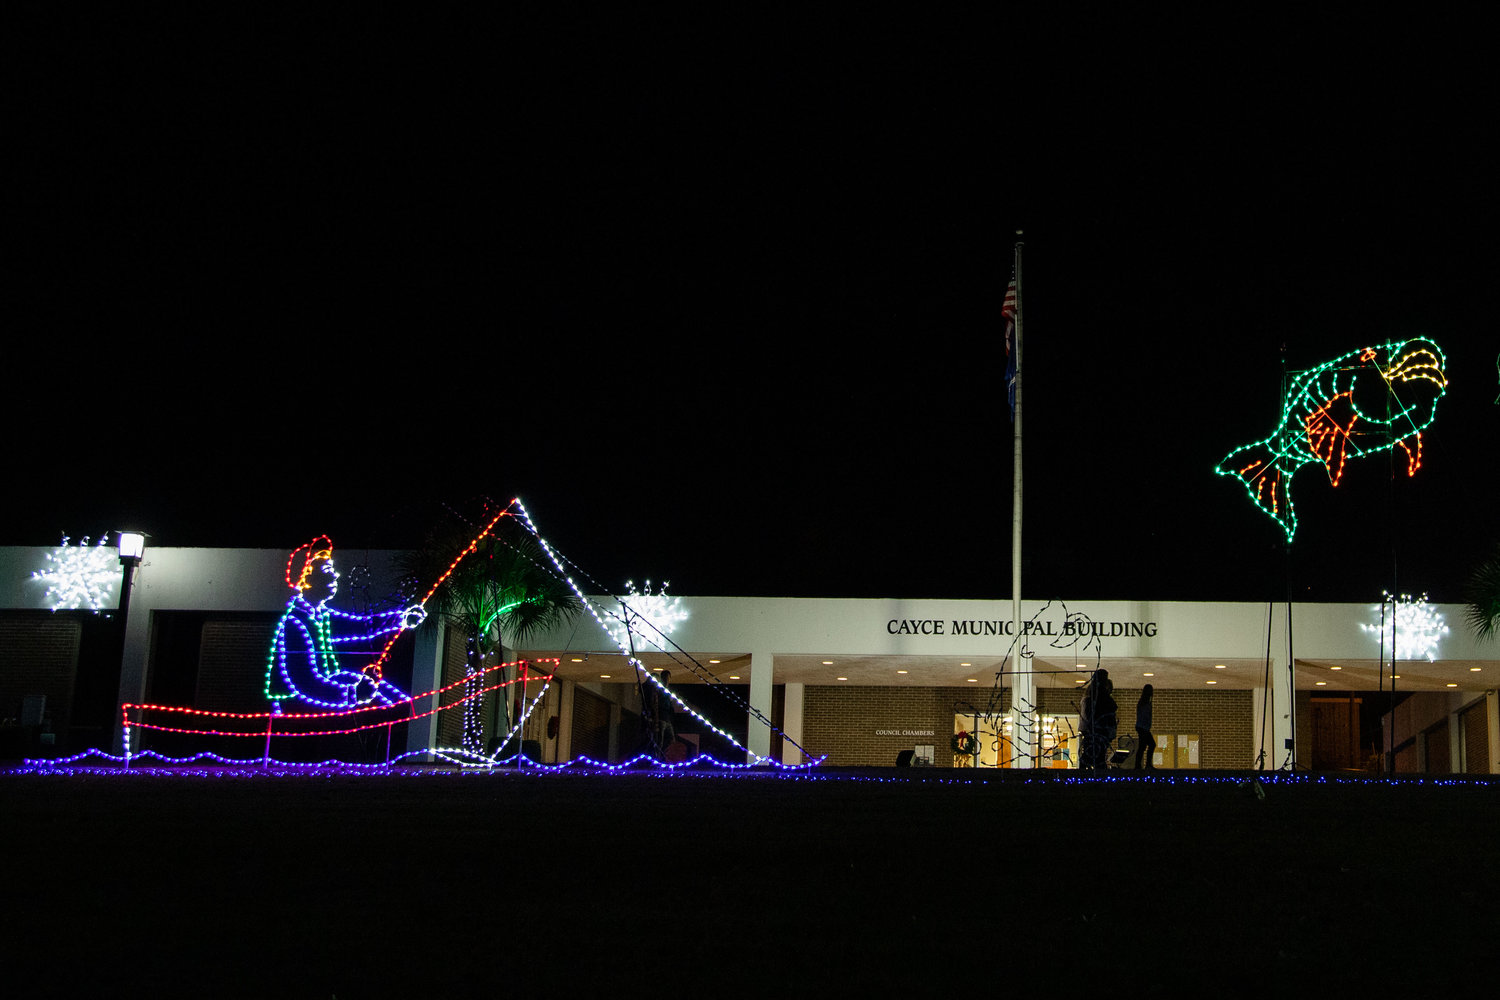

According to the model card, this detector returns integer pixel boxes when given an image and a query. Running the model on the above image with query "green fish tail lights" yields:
[1215,339,1448,541]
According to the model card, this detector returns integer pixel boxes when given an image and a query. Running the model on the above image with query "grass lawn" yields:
[2,766,1496,996]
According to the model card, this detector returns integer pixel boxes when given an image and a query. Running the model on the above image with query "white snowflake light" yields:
[608,580,688,654]
[1362,592,1448,662]
[31,535,120,612]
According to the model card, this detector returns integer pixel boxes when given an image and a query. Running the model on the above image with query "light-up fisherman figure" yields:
[265,536,426,710]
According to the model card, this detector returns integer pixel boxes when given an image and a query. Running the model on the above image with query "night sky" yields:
[8,11,1498,605]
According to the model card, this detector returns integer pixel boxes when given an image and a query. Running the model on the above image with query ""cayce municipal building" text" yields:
[886,618,1159,638]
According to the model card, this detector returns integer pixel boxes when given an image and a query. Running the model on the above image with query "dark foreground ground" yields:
[1,765,1497,997]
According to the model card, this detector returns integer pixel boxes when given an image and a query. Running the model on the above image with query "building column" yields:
[1011,664,1037,768]
[1250,687,1270,769]
[781,682,805,766]
[748,651,774,764]
[1487,691,1500,775]
[1251,677,1295,771]
[1449,708,1463,773]
[405,618,445,762]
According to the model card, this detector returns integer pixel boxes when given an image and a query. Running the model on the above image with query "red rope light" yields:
[124,658,556,740]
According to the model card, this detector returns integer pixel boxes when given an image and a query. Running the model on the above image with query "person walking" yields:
[1134,683,1157,771]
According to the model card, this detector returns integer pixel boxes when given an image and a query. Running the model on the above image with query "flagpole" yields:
[1011,239,1034,768]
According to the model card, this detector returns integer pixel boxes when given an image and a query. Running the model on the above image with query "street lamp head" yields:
[117,531,147,564]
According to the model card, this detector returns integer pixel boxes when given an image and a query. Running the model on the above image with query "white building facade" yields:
[2,545,1495,773]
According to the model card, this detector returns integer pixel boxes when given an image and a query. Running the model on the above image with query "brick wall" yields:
[805,685,1006,767]
[804,684,1253,769]
[0,613,83,735]
[571,685,611,760]
[196,619,276,710]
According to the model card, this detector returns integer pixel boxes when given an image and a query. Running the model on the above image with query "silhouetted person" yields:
[1134,683,1157,771]
[1080,668,1117,770]
[1079,670,1096,766]
[649,670,677,757]
[1096,674,1117,769]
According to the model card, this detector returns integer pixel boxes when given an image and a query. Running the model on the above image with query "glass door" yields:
[954,713,1080,768]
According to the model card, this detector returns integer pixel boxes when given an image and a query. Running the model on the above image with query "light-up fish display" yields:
[1215,339,1447,540]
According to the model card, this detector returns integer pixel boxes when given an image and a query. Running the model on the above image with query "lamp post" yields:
[116,531,146,620]
[114,532,146,758]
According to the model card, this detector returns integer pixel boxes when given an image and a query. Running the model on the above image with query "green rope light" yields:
[480,599,525,634]
[1215,339,1448,541]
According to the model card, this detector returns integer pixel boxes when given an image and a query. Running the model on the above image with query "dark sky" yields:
[8,11,1498,604]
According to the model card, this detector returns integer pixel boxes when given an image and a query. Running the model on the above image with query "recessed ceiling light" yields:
[896,669,908,674]
[837,676,848,681]
[1471,667,1482,672]
[960,662,972,667]
[600,674,611,679]
[571,658,584,663]
[709,659,720,664]
[1075,678,1086,683]
[1143,672,1154,677]
[729,675,740,680]
[1214,664,1226,669]
[1393,675,1401,680]
[1447,683,1458,687]
[1315,681,1327,686]
[1330,665,1341,670]
[966,678,978,683]
[1206,680,1217,684]
[823,661,834,665]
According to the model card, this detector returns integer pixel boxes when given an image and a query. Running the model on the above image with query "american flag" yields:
[1002,271,1018,420]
